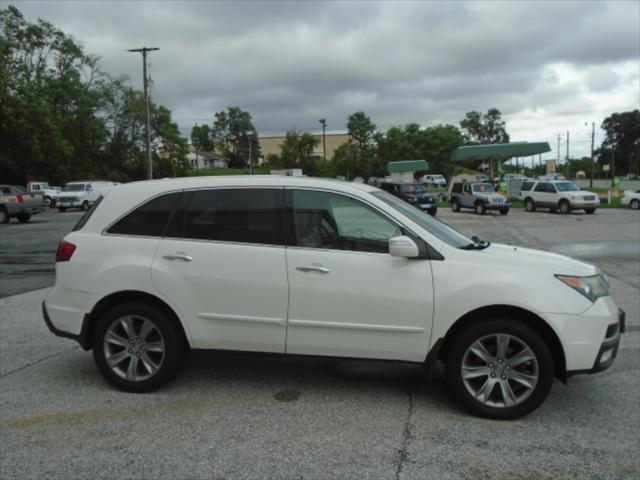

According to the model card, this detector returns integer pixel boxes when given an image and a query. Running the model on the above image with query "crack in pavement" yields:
[0,347,78,379]
[394,384,414,480]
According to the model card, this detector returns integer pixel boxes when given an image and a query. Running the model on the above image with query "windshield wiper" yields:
[461,236,491,250]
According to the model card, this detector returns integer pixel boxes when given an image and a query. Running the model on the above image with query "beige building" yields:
[259,133,351,163]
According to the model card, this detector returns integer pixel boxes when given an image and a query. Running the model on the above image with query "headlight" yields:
[555,274,609,302]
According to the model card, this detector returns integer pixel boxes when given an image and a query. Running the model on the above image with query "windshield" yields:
[400,184,426,194]
[63,184,86,192]
[555,182,580,192]
[372,191,471,248]
[472,183,495,193]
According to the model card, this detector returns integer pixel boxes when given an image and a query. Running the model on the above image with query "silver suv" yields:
[450,182,510,215]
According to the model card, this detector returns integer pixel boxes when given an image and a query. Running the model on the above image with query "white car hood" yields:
[463,243,598,277]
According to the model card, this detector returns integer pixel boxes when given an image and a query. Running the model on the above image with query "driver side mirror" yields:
[389,236,419,258]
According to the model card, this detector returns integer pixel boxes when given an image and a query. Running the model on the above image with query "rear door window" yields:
[534,182,548,193]
[183,189,282,245]
[107,192,182,237]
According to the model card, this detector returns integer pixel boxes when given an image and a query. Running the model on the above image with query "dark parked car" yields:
[380,181,437,215]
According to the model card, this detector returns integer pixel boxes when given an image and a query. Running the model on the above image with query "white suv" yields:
[520,180,600,214]
[43,176,624,419]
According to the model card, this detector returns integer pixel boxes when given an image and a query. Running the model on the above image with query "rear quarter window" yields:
[521,182,534,191]
[107,192,182,237]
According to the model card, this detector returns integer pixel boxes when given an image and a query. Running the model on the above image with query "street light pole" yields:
[319,118,327,177]
[245,130,254,175]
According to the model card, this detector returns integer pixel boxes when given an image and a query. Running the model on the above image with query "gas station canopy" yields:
[450,142,551,163]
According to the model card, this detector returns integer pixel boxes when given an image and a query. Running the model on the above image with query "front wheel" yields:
[559,200,571,214]
[429,207,437,216]
[499,207,509,216]
[584,208,596,215]
[58,207,66,212]
[446,320,554,419]
[475,202,486,215]
[17,212,31,223]
[629,199,639,210]
[81,201,90,211]
[93,302,185,392]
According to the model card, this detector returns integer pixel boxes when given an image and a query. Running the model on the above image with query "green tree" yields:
[599,110,640,176]
[460,108,510,145]
[211,107,260,168]
[191,124,213,152]
[277,130,320,175]
[345,111,377,177]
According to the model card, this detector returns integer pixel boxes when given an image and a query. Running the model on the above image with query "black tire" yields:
[58,207,66,212]
[44,196,52,207]
[93,302,185,392]
[558,200,571,214]
[81,201,90,211]
[17,212,31,223]
[549,207,557,213]
[0,207,9,223]
[446,319,554,420]
[499,207,509,216]
[629,199,639,210]
[429,207,437,216]
[475,201,486,215]
[525,198,535,212]
[451,199,460,212]
[584,208,596,215]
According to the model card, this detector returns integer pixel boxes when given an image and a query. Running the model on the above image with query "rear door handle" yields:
[163,254,193,262]
[296,265,330,274]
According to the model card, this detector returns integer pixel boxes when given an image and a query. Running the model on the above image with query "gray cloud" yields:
[9,0,640,158]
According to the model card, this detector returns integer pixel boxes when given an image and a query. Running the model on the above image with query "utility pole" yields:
[566,131,570,177]
[557,134,561,171]
[589,121,595,188]
[319,118,327,177]
[245,130,254,175]
[128,47,159,180]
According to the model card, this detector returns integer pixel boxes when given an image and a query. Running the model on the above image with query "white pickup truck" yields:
[26,181,60,207]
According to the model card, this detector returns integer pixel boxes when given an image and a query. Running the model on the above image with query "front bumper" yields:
[417,203,437,213]
[567,308,625,376]
[57,200,83,208]
[484,202,511,210]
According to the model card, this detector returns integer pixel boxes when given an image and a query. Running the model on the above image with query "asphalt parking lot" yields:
[1,207,639,479]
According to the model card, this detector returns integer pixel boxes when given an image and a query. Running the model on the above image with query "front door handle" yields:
[296,265,330,274]
[163,253,193,262]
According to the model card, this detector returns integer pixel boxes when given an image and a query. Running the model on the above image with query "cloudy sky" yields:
[10,0,640,162]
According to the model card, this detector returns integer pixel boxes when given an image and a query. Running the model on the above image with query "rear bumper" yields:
[42,301,92,350]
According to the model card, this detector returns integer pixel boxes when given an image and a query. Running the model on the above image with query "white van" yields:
[57,181,116,211]
[420,174,446,187]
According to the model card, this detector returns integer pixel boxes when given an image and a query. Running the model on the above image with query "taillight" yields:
[56,240,76,262]
[16,194,24,203]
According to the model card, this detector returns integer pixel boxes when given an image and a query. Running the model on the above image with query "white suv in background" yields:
[43,176,624,419]
[420,174,447,187]
[57,181,116,211]
[520,180,600,214]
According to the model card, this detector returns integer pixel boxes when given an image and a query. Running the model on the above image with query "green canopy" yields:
[450,142,551,163]
[387,160,429,173]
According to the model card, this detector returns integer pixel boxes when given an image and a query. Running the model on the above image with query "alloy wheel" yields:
[461,333,539,408]
[103,315,166,382]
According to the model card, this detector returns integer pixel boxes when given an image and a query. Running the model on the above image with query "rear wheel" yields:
[446,319,554,419]
[525,198,535,212]
[58,207,66,212]
[451,199,460,212]
[17,212,31,223]
[93,302,185,392]
[475,202,486,215]
[630,199,639,210]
